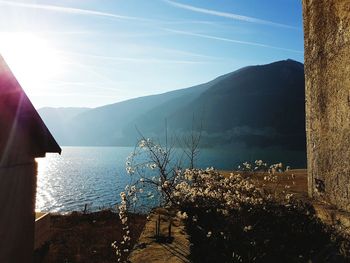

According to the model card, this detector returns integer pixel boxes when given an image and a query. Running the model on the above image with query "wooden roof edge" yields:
[0,54,62,155]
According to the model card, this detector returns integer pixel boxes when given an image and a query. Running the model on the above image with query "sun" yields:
[0,32,63,94]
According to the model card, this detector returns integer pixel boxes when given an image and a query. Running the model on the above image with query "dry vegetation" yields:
[115,135,350,262]
[220,169,308,200]
[177,169,350,262]
[34,168,350,263]
[34,210,146,263]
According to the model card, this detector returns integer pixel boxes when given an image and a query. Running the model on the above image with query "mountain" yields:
[38,59,306,163]
[38,107,90,144]
[125,59,305,151]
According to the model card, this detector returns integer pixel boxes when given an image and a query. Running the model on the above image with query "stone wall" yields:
[303,0,350,211]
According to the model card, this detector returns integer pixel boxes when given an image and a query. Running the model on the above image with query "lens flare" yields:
[0,32,63,95]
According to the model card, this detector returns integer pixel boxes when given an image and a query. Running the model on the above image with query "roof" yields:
[0,55,61,158]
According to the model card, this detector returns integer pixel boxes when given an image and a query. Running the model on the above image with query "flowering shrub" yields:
[125,137,182,207]
[171,168,265,212]
[112,139,350,262]
[112,137,181,261]
[174,169,350,262]
[111,186,136,261]
[237,160,288,174]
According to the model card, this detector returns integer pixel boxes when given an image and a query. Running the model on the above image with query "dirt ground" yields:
[128,208,191,263]
[34,210,146,263]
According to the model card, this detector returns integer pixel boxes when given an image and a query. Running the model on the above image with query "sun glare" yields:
[0,32,63,94]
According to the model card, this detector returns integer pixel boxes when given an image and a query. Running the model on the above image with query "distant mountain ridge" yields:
[38,107,90,144]
[39,59,306,164]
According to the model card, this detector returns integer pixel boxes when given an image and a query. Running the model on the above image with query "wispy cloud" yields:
[157,47,225,60]
[0,0,150,22]
[163,0,297,29]
[164,28,303,54]
[162,19,219,26]
[59,50,208,64]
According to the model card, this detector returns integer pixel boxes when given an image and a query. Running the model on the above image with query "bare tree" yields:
[180,115,203,169]
[126,125,180,206]
[125,116,203,209]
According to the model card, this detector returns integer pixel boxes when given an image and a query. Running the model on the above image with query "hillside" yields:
[38,59,306,164]
[126,59,305,150]
[37,107,90,144]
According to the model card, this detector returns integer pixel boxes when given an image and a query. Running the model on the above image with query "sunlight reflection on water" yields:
[35,146,133,212]
[35,146,305,212]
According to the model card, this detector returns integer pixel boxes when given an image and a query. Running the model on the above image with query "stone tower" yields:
[303,1,350,211]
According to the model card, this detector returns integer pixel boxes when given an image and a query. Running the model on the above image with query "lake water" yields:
[35,146,306,212]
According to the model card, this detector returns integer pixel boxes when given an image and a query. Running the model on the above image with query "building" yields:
[0,55,61,263]
[303,0,350,211]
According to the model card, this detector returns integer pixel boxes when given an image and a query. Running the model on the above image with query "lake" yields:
[35,146,306,212]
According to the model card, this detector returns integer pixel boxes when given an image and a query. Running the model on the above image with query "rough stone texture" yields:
[303,0,350,211]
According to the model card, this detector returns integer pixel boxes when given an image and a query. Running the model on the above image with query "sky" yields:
[0,0,304,109]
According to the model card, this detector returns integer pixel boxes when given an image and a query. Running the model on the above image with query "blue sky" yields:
[0,0,304,108]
